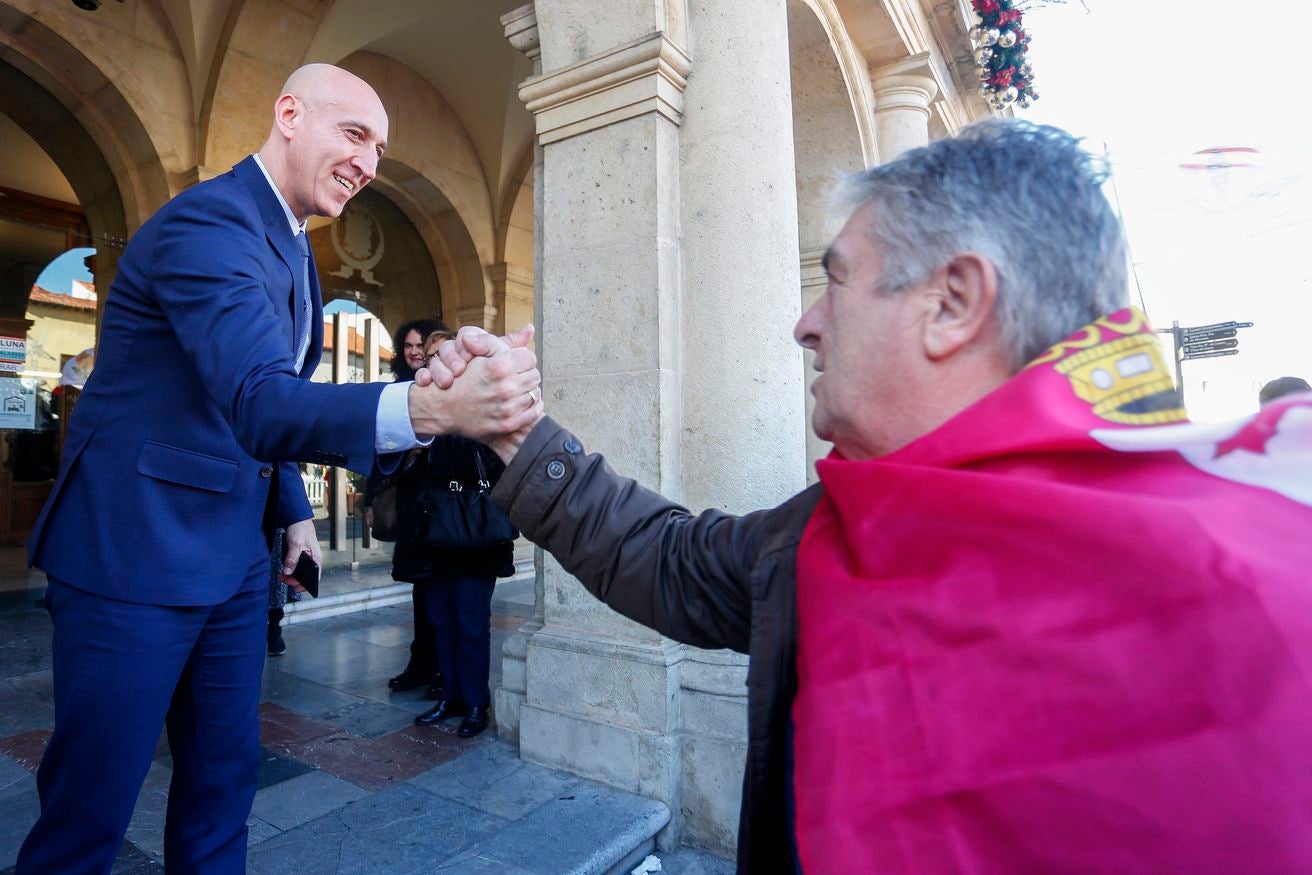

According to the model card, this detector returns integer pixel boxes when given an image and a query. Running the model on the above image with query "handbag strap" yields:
[426,443,492,492]
[472,447,491,491]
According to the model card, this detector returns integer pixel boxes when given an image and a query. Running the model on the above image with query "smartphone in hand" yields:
[289,551,320,598]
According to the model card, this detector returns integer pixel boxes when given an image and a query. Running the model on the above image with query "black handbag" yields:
[369,479,402,541]
[417,448,517,549]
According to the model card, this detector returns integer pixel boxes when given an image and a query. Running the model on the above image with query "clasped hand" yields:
[406,324,544,462]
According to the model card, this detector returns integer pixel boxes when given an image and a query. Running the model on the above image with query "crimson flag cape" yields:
[793,309,1312,874]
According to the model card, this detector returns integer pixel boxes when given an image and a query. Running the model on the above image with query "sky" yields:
[1016,0,1312,421]
[34,248,93,295]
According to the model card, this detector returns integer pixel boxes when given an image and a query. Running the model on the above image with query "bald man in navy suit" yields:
[18,64,543,874]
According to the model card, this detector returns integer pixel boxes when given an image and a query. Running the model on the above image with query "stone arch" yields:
[786,0,869,478]
[492,144,534,335]
[337,51,497,329]
[788,0,868,249]
[0,2,183,231]
[309,184,442,338]
[794,0,876,165]
[198,0,333,175]
[367,161,485,333]
[495,144,534,270]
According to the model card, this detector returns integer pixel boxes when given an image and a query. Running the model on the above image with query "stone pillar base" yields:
[518,627,684,849]
[494,626,534,744]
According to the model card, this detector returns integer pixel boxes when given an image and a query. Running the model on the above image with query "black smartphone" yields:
[289,551,320,598]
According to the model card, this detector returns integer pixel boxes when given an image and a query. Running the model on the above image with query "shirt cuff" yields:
[375,382,433,453]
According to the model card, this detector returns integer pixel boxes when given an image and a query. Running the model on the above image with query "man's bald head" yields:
[257,63,388,222]
[278,64,382,115]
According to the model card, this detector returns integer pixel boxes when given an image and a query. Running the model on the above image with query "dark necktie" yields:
[293,231,311,372]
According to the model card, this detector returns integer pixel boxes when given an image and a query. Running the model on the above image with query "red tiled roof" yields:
[29,286,97,311]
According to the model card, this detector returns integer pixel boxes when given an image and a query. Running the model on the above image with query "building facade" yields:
[0,0,992,854]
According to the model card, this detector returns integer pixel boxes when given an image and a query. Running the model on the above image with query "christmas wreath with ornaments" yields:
[969,0,1037,110]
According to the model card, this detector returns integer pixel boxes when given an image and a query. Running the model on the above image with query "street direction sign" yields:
[1183,349,1240,361]
[1182,338,1239,354]
[1180,328,1237,343]
[1181,320,1254,336]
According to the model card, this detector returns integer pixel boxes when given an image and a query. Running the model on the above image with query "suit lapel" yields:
[233,156,304,369]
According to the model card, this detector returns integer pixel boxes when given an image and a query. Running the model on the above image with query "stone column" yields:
[678,0,807,514]
[503,0,805,853]
[871,53,939,163]
[488,261,534,336]
[672,0,807,854]
[511,7,693,840]
[495,3,545,746]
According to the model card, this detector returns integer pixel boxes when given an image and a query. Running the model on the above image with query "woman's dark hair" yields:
[390,318,447,380]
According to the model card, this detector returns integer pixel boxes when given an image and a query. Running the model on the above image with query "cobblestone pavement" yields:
[0,577,733,874]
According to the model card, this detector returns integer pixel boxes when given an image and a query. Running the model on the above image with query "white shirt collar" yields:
[251,154,308,237]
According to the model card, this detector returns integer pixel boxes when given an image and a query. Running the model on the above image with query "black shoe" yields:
[456,707,489,738]
[267,625,286,657]
[388,665,434,692]
[414,699,468,727]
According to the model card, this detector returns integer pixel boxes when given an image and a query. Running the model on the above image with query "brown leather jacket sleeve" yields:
[492,417,773,654]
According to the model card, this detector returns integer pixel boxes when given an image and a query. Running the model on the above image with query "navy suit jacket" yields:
[30,157,389,606]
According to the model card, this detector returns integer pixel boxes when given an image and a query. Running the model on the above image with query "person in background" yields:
[1259,375,1310,405]
[411,327,517,739]
[367,318,446,696]
[267,528,295,655]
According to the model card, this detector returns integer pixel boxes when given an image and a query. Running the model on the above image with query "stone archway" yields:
[787,0,870,477]
[338,51,499,330]
[309,185,443,338]
[0,3,180,249]
[198,0,334,176]
[369,161,488,333]
[0,63,126,321]
[492,144,534,335]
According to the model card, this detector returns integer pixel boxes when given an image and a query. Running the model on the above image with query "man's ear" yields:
[923,252,999,361]
[273,94,301,140]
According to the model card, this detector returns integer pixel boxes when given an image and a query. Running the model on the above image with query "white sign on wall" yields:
[0,378,36,430]
[0,336,25,374]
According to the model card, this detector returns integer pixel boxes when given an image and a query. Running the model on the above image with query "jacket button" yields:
[563,438,582,455]
[546,460,566,480]
[259,466,273,478]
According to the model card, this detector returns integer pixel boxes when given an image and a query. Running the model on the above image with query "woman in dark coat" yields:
[366,318,445,696]
[408,329,516,738]
[401,330,514,739]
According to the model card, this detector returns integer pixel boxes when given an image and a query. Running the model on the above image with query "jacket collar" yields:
[231,155,323,376]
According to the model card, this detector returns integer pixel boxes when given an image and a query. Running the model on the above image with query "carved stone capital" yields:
[518,32,692,145]
[501,4,540,62]
[870,52,939,119]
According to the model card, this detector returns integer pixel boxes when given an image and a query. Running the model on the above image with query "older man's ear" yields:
[922,252,1001,363]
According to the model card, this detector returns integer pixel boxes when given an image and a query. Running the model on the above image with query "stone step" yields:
[434,778,671,874]
[282,559,534,625]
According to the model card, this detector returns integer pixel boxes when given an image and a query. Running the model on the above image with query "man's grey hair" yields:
[835,119,1128,370]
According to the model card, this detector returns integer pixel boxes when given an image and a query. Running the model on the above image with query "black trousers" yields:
[409,583,437,675]
[422,569,496,708]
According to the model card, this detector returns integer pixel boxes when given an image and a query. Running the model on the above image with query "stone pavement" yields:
[0,576,734,874]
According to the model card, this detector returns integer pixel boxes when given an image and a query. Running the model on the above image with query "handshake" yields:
[405,323,544,462]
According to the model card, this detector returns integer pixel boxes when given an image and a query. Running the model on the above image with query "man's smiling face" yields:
[283,73,388,221]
